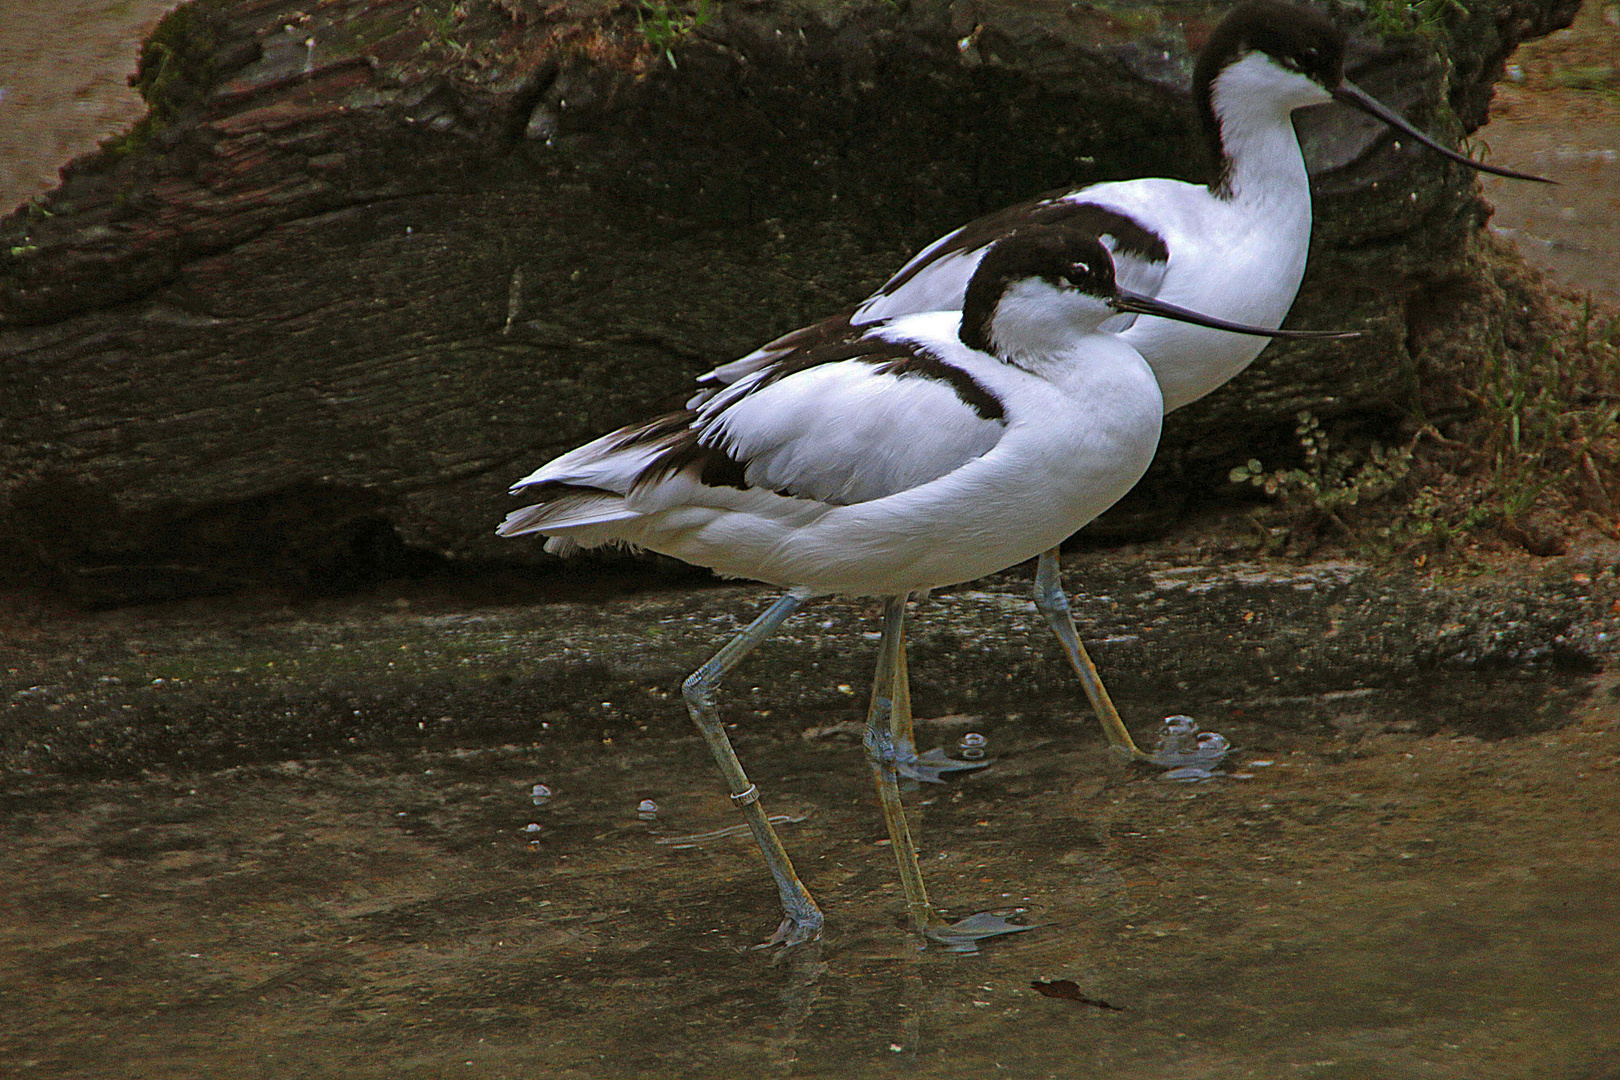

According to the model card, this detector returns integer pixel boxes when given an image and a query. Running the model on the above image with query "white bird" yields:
[500,227,1354,947]
[694,0,1549,768]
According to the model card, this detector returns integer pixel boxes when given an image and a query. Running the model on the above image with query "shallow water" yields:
[5,716,1619,1078]
[1483,117,1620,305]
[3,559,1619,1078]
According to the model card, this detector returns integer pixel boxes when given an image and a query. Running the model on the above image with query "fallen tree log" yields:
[0,0,1580,603]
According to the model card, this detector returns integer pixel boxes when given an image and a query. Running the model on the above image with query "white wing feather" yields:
[700,190,1178,413]
[706,355,1004,506]
[502,313,1009,546]
[704,195,1172,402]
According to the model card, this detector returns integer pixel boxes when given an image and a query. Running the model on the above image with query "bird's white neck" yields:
[1207,53,1329,207]
[984,280,1114,370]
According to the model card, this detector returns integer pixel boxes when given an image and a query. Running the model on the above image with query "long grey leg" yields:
[886,597,992,785]
[866,595,1035,951]
[863,595,941,937]
[891,633,916,760]
[1033,549,1232,770]
[1033,548,1147,764]
[682,589,824,946]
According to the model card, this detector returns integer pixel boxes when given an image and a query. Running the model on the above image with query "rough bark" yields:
[0,0,1582,603]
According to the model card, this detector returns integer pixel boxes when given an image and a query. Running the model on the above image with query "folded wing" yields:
[501,317,1011,545]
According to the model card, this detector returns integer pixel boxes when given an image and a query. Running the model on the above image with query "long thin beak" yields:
[1111,289,1361,340]
[1332,80,1554,183]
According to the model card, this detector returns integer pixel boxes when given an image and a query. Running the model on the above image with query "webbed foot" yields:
[925,911,1037,953]
[897,745,994,784]
[758,910,825,949]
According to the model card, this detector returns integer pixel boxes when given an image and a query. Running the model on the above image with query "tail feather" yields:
[497,494,639,538]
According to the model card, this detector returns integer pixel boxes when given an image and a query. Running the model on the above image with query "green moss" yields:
[104,0,227,158]
[1360,0,1471,39]
[326,6,414,54]
[1552,64,1619,92]
[635,0,716,68]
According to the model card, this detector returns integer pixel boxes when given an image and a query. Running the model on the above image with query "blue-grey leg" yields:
[682,589,824,946]
[1032,549,1146,763]
[1033,548,1230,769]
[885,599,992,785]
[866,595,1034,951]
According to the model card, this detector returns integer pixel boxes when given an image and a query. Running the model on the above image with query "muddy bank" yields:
[5,548,1616,779]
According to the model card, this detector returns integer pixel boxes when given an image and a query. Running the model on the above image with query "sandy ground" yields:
[0,0,181,217]
[1482,0,1620,303]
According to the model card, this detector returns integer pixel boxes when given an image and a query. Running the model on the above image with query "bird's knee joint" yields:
[682,667,714,704]
[864,723,898,766]
[1033,582,1070,617]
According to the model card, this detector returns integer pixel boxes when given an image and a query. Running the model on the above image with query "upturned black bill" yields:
[1111,290,1361,340]
[1333,80,1554,184]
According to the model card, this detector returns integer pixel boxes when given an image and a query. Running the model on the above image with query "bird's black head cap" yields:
[1193,2,1347,182]
[959,226,1116,353]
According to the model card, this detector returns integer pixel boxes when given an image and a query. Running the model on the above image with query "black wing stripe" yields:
[628,359,1005,496]
[876,197,1169,298]
[740,319,1007,422]
[613,414,753,494]
[874,354,1006,421]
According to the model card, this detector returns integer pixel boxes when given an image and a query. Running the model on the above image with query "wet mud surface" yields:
[4,550,1620,1078]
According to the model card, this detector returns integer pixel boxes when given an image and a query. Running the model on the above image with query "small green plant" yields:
[1364,0,1470,38]
[1469,317,1620,525]
[1230,411,1414,541]
[636,0,716,68]
[1234,290,1619,561]
[417,2,472,58]
[1373,481,1492,559]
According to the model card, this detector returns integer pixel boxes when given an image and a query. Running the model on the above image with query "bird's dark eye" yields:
[1069,261,1091,277]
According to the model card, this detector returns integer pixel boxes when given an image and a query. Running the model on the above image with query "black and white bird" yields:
[694,0,1549,766]
[499,227,1354,947]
